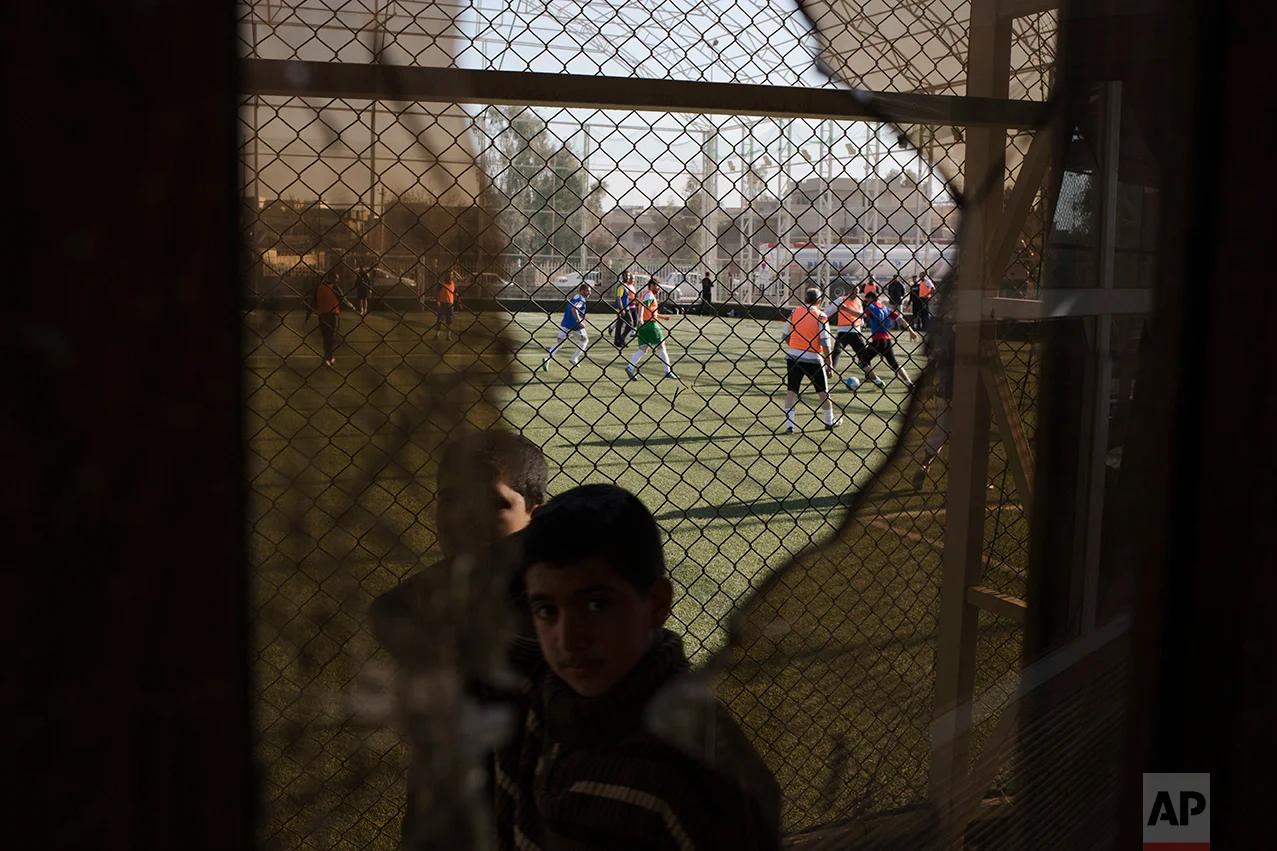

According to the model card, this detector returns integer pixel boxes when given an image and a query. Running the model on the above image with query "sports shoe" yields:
[664,371,678,380]
[824,418,843,430]
[538,360,550,372]
[625,365,637,381]
[786,425,796,434]
[873,379,887,390]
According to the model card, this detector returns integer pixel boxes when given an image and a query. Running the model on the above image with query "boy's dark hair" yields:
[520,483,666,594]
[804,287,821,305]
[439,428,548,507]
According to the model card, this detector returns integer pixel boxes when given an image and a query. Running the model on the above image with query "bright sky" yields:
[242,0,950,209]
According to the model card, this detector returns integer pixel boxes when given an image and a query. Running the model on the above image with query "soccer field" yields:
[245,306,1027,844]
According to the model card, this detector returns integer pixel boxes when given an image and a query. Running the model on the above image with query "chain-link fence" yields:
[239,2,1059,847]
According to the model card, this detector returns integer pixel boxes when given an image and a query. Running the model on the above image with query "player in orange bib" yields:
[780,287,840,433]
[624,280,678,381]
[433,269,458,341]
[915,272,936,331]
[823,291,868,372]
[304,269,354,366]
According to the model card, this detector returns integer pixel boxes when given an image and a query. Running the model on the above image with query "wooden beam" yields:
[985,127,1053,290]
[982,288,1154,319]
[951,701,1022,834]
[931,1,1011,842]
[242,59,1050,128]
[966,586,1029,625]
[980,339,1036,515]
[1077,82,1123,637]
[998,0,1060,18]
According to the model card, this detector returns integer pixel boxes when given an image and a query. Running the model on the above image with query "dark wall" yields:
[8,2,251,848]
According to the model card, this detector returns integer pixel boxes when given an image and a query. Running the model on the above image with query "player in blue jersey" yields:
[540,283,591,371]
[856,293,918,390]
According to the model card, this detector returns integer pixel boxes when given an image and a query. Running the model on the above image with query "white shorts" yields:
[557,327,587,343]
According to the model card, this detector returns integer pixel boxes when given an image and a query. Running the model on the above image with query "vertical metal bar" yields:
[1079,82,1121,636]
[930,0,1012,841]
[249,11,262,304]
[367,1,383,260]
[581,123,591,271]
[699,126,718,282]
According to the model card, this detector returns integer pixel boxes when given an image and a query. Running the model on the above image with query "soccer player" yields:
[909,275,923,329]
[857,292,918,390]
[541,283,590,371]
[611,270,636,348]
[354,263,372,316]
[304,270,353,366]
[887,275,908,316]
[824,289,868,375]
[781,287,841,433]
[624,279,678,381]
[915,271,936,331]
[433,269,457,340]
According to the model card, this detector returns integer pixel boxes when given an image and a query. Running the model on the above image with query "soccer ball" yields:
[844,376,862,391]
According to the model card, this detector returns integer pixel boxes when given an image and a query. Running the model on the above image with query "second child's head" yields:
[436,428,548,553]
[519,484,673,698]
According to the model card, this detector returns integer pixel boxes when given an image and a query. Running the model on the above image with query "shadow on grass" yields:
[657,493,851,521]
[726,628,940,681]
[657,488,948,523]
[575,431,791,450]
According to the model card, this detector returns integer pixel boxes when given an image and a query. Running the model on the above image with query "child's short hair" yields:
[439,428,548,507]
[520,483,666,594]
[804,287,821,305]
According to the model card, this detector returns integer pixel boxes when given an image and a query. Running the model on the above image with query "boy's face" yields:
[525,557,672,698]
[493,477,535,538]
[437,474,536,553]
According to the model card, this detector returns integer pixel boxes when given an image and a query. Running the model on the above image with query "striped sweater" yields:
[494,631,781,851]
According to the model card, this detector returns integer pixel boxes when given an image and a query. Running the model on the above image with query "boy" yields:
[433,269,457,340]
[369,427,549,663]
[541,283,590,371]
[781,287,841,433]
[500,483,781,850]
[625,279,678,381]
[368,428,549,848]
[857,292,918,390]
